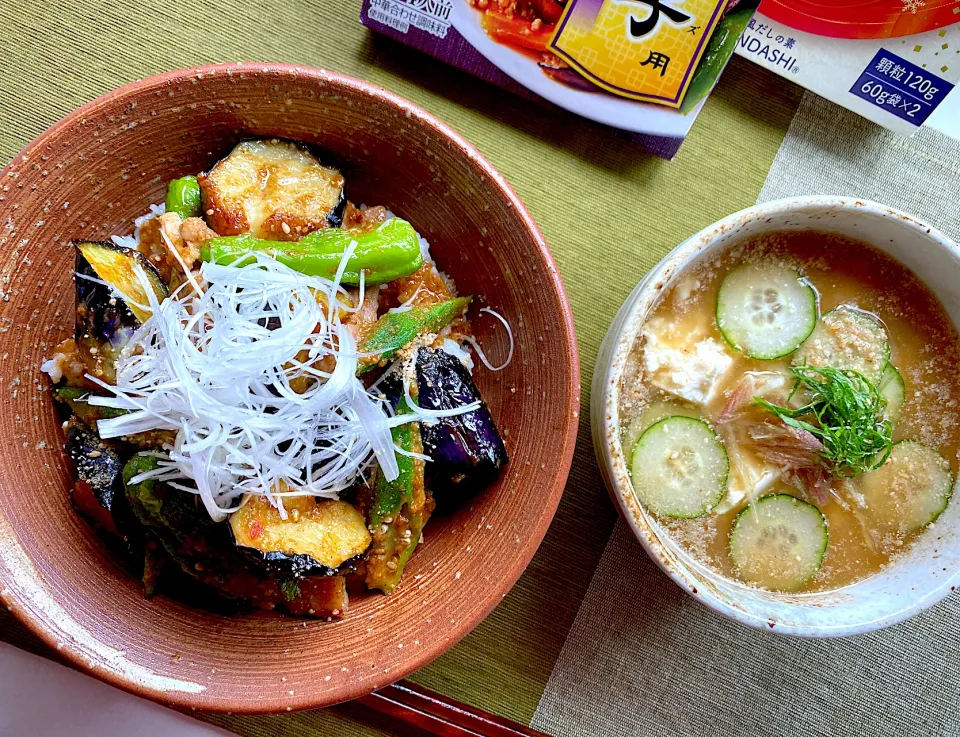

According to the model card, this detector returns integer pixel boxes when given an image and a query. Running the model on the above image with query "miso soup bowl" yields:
[592,196,960,638]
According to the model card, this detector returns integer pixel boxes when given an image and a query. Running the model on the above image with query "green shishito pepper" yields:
[200,218,424,285]
[356,296,470,374]
[164,175,202,219]
[365,397,429,594]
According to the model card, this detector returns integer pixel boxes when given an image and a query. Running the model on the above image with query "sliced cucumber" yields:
[623,401,701,454]
[859,441,954,536]
[715,264,817,360]
[879,364,905,426]
[792,306,890,384]
[630,416,728,519]
[728,494,828,592]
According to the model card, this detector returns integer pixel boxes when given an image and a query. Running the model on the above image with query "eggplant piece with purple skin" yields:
[538,63,601,93]
[76,247,137,338]
[65,416,125,535]
[229,494,371,578]
[65,416,148,569]
[74,241,168,383]
[415,348,508,497]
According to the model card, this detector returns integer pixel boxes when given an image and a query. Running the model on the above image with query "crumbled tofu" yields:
[745,370,790,401]
[642,325,733,405]
[745,369,811,408]
[714,467,780,514]
[673,275,702,303]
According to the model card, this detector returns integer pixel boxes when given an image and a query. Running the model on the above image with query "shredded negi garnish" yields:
[755,365,894,478]
[86,250,479,522]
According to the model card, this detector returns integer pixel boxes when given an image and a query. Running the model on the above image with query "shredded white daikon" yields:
[85,251,475,522]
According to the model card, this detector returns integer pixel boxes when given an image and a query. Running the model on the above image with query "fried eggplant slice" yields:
[199,139,346,240]
[73,241,167,383]
[230,494,371,577]
[123,454,348,617]
[76,241,168,324]
[416,348,508,497]
[65,416,124,535]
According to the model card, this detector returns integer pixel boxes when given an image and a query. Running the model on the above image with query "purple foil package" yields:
[360,0,757,160]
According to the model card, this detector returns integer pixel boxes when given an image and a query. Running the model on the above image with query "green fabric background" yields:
[0,1,800,733]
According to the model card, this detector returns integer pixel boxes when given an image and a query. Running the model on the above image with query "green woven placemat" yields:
[0,1,800,733]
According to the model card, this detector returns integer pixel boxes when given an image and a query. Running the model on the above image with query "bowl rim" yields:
[0,62,581,712]
[591,195,960,638]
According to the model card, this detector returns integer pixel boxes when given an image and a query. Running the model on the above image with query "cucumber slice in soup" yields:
[728,494,828,592]
[623,401,701,454]
[715,265,817,360]
[879,364,905,426]
[792,306,890,383]
[630,416,728,519]
[859,441,954,536]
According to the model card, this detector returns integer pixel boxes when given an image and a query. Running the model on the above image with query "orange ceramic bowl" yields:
[0,64,579,713]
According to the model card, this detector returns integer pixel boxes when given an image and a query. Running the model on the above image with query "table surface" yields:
[0,1,809,734]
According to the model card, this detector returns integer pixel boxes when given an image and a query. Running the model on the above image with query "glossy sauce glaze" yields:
[619,231,960,592]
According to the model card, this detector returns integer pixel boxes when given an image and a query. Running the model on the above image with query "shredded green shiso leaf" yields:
[755,365,894,477]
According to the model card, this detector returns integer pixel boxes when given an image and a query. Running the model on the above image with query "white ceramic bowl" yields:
[592,196,960,637]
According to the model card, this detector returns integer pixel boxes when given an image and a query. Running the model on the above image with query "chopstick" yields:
[353,680,553,737]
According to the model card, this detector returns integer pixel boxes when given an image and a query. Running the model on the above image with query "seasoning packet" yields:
[550,0,729,107]
[361,0,759,159]
[736,3,960,138]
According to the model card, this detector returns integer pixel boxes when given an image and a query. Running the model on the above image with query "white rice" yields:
[440,338,475,371]
[110,202,165,250]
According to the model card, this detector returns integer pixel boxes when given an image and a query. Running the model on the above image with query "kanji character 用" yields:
[639,50,671,76]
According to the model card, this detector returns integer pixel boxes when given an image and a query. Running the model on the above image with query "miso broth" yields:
[619,231,960,593]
